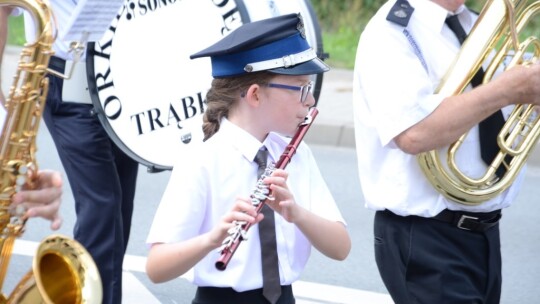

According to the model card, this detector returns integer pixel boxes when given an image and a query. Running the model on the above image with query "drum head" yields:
[87,0,326,171]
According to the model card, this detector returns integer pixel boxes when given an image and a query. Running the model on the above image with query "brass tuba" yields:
[0,0,102,303]
[417,0,540,206]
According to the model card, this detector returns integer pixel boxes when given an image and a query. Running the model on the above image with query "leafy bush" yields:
[6,1,538,70]
[310,0,382,69]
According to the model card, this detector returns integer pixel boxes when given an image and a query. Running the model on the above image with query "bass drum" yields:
[86,0,326,172]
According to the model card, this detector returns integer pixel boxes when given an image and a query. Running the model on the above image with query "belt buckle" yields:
[457,214,478,231]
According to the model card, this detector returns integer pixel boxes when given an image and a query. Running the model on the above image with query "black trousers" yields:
[374,210,502,304]
[193,285,295,304]
[44,57,139,304]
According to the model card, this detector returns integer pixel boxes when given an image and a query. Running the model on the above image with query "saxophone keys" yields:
[13,204,26,217]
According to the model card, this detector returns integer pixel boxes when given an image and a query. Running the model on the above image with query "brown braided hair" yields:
[202,72,276,141]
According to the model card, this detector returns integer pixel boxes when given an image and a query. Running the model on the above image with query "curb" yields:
[305,68,356,148]
[305,123,356,148]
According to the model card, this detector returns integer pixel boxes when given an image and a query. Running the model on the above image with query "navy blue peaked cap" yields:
[190,13,329,78]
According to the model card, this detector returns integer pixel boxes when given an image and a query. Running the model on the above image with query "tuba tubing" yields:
[417,0,540,205]
[0,0,102,303]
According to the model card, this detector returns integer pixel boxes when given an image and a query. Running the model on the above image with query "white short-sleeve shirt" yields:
[22,0,83,60]
[147,118,346,292]
[352,0,524,217]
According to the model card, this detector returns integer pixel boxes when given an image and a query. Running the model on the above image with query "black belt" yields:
[432,209,502,232]
[193,285,294,304]
[48,56,66,74]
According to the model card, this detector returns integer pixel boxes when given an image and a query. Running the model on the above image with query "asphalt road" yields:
[3,125,540,303]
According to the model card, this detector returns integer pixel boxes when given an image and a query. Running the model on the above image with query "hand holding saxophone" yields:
[11,170,63,230]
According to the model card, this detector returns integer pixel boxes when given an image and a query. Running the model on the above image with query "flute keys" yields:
[251,197,262,206]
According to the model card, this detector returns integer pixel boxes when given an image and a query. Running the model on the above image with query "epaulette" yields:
[386,0,415,27]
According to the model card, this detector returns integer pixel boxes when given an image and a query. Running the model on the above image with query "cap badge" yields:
[297,14,306,39]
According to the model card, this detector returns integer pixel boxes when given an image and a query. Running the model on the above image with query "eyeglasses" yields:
[266,81,314,104]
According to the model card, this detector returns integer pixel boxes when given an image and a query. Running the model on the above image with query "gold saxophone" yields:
[417,0,540,205]
[0,0,102,303]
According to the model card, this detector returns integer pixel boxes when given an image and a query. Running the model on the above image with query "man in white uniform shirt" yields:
[353,0,540,303]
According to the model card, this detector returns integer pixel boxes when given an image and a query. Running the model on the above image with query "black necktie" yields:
[254,147,281,304]
[445,15,507,177]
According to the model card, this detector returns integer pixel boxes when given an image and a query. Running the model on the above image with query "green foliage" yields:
[310,0,383,69]
[7,15,25,46]
[310,0,539,69]
[310,0,383,32]
[5,1,539,70]
[322,27,358,70]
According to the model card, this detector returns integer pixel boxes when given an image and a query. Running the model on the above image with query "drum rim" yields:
[86,42,170,173]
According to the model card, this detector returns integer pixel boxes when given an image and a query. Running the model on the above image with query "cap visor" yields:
[268,58,330,76]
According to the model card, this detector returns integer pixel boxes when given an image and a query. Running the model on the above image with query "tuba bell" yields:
[417,0,540,206]
[0,0,102,303]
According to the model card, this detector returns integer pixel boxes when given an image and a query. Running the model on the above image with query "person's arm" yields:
[145,198,263,283]
[395,63,540,154]
[0,6,13,105]
[146,235,217,283]
[11,170,63,230]
[264,169,351,261]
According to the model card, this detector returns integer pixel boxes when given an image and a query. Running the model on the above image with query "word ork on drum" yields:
[90,0,243,138]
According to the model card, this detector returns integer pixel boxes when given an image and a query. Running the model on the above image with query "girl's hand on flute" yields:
[264,169,303,223]
[208,197,263,248]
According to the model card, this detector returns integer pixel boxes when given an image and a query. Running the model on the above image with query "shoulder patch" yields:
[386,0,415,27]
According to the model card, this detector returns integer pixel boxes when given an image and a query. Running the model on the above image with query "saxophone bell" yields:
[6,235,102,304]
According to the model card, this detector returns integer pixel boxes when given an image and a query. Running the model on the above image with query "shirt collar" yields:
[449,5,474,32]
[220,118,266,163]
[408,1,471,34]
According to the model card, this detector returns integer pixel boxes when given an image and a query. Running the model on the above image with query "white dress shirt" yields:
[23,0,83,60]
[147,118,346,292]
[352,0,524,217]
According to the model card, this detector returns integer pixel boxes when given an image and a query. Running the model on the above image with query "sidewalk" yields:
[311,66,540,168]
[1,46,356,149]
[306,68,356,148]
[5,45,540,163]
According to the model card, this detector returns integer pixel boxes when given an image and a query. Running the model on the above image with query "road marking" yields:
[14,239,393,304]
